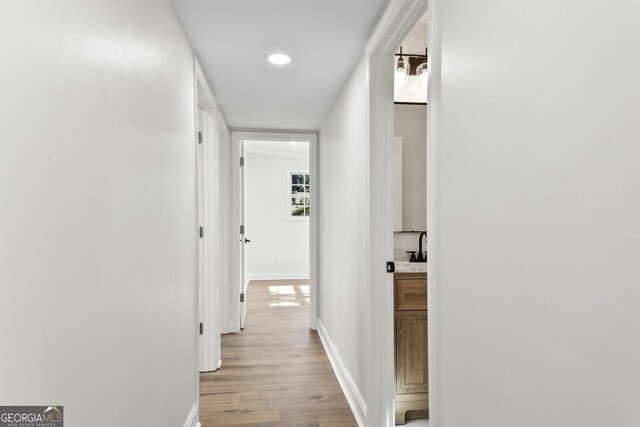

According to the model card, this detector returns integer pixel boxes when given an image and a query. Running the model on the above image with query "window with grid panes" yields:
[289,172,310,218]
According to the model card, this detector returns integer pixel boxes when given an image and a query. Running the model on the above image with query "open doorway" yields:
[229,132,318,333]
[242,139,311,326]
[391,13,429,426]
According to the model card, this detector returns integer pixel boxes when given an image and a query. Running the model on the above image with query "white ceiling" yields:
[170,0,390,130]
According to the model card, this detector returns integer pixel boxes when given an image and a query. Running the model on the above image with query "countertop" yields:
[394,261,427,273]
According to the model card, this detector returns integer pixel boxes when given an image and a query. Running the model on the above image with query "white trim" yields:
[246,273,310,281]
[191,57,201,427]
[308,131,318,330]
[317,320,366,427]
[364,1,429,426]
[230,127,318,134]
[196,61,216,111]
[230,131,319,333]
[183,402,200,427]
[426,0,440,425]
[217,110,233,335]
[244,145,310,160]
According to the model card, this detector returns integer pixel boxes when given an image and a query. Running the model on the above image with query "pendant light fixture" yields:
[416,48,428,90]
[395,46,409,88]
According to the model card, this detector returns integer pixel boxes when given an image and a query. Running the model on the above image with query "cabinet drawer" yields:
[395,273,427,311]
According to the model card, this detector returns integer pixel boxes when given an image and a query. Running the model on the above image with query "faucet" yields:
[416,232,427,262]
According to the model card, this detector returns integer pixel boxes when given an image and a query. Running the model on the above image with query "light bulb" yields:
[395,69,408,88]
[416,62,428,90]
[417,48,429,90]
[395,56,409,88]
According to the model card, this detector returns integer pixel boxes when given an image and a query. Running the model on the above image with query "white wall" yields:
[0,2,198,426]
[394,233,425,261]
[430,1,640,426]
[318,56,369,414]
[395,104,427,231]
[245,151,310,279]
[395,76,428,104]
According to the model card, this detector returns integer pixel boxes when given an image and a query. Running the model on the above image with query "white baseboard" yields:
[246,273,310,281]
[183,402,199,427]
[317,320,367,427]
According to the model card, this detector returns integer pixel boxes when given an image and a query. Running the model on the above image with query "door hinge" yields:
[199,226,204,238]
[240,225,244,235]
[240,156,244,167]
[386,261,396,273]
[240,293,245,303]
[199,322,203,335]
[197,131,203,144]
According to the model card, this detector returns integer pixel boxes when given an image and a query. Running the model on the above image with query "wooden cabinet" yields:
[394,273,428,424]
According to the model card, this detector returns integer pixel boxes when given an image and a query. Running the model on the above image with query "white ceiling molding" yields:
[244,146,310,160]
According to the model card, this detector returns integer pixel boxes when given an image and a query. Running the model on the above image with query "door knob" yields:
[244,238,252,243]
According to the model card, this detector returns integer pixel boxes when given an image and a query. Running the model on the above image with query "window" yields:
[289,172,310,218]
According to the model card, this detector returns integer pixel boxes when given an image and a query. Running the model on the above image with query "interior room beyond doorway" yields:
[244,140,311,284]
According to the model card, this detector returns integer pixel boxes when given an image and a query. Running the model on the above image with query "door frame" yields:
[229,131,318,332]
[195,59,223,374]
[364,0,429,426]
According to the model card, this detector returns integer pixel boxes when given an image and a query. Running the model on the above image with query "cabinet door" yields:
[396,313,428,395]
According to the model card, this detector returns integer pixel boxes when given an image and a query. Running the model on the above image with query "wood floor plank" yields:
[199,280,357,427]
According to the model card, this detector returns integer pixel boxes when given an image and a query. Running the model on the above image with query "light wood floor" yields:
[199,279,357,427]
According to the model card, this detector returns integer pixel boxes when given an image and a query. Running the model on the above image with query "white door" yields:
[239,140,248,329]
[197,109,222,372]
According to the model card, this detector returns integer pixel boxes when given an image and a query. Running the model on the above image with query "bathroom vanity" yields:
[394,270,428,424]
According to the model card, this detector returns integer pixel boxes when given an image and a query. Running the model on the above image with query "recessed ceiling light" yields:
[267,53,291,65]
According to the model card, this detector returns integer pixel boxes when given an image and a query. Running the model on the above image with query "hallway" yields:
[199,280,357,426]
